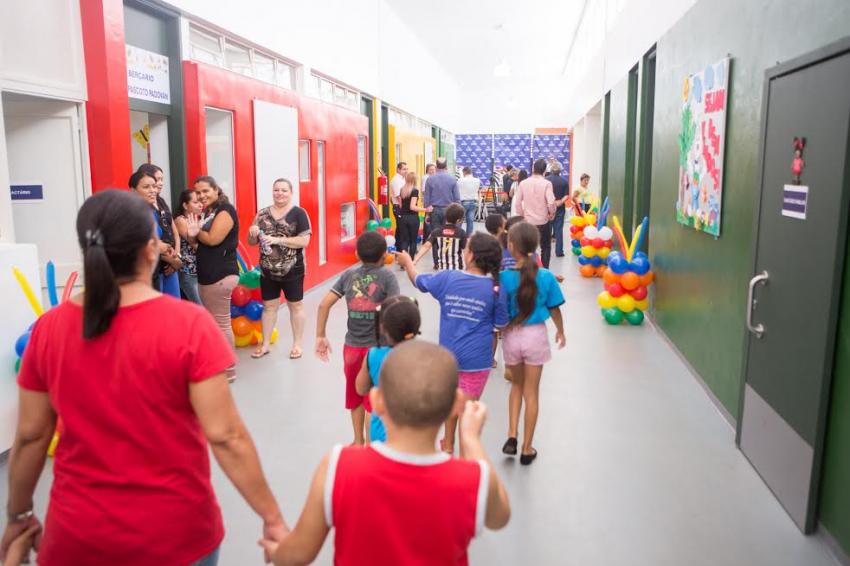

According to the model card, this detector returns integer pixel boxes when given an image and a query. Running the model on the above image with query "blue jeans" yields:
[430,206,447,231]
[462,200,476,236]
[553,211,565,256]
[191,547,220,566]
[159,271,181,298]
[179,270,202,304]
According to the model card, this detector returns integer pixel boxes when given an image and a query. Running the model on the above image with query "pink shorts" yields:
[502,324,551,366]
[458,370,490,399]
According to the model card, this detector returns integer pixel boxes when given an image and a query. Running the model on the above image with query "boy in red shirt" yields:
[263,340,511,565]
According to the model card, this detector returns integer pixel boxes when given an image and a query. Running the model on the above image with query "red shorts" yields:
[343,344,371,411]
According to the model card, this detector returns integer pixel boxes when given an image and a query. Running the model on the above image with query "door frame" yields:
[736,36,850,533]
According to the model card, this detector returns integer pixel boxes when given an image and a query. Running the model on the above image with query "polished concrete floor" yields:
[1,227,842,565]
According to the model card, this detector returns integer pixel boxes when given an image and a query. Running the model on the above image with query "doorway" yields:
[635,46,656,252]
[737,40,850,533]
[130,110,171,207]
[3,93,87,285]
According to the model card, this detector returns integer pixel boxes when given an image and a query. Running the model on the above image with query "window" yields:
[320,79,333,103]
[299,140,310,181]
[190,26,224,66]
[204,108,236,204]
[346,89,358,110]
[341,203,356,242]
[334,84,347,106]
[253,51,275,83]
[310,75,320,97]
[275,62,293,89]
[225,41,252,76]
[317,141,327,265]
[357,135,367,200]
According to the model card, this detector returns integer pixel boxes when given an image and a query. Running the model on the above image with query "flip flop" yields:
[251,348,270,359]
[520,448,538,466]
[289,348,303,360]
[502,437,517,455]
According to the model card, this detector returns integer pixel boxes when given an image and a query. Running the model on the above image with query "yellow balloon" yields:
[581,245,597,257]
[636,299,649,311]
[597,291,616,309]
[235,333,252,347]
[569,216,584,227]
[270,328,279,344]
[586,214,597,225]
[598,247,611,259]
[13,267,44,317]
[617,294,636,313]
[47,431,60,457]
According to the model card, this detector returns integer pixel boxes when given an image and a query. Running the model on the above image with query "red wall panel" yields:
[182,61,369,292]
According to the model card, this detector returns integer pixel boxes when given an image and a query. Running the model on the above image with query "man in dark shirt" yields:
[548,161,571,257]
[501,164,513,194]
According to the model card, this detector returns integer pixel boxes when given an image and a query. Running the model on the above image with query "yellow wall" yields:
[386,125,435,226]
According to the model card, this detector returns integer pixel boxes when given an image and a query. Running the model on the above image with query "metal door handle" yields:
[747,271,769,338]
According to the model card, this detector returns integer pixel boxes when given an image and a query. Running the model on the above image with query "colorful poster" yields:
[676,57,729,237]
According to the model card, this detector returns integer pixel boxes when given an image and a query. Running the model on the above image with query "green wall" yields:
[599,0,850,552]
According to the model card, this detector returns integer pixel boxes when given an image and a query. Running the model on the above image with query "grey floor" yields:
[1,226,841,565]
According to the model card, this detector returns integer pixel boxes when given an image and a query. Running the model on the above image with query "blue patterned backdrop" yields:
[456,134,493,186]
[494,134,532,185]
[532,134,571,186]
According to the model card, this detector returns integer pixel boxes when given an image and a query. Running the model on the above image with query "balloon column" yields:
[365,216,396,265]
[230,249,279,347]
[597,216,653,325]
[12,261,78,456]
[571,198,614,278]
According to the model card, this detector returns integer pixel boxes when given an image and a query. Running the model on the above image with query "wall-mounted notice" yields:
[676,57,730,237]
[10,184,43,201]
[782,184,808,220]
[126,44,171,104]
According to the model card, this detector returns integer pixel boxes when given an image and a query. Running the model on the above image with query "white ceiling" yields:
[384,0,587,87]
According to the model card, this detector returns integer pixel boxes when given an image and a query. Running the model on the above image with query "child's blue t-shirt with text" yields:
[499,268,565,325]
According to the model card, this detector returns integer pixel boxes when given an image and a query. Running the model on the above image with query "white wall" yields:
[571,104,602,194]
[166,0,462,129]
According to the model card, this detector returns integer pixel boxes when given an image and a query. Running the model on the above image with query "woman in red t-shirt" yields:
[0,190,288,566]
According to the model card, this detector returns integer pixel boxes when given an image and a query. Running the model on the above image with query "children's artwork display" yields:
[676,57,730,237]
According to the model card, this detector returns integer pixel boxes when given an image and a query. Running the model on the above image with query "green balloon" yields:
[240,269,261,289]
[571,247,581,256]
[15,357,21,373]
[366,220,379,231]
[625,309,645,326]
[601,307,624,325]
[380,217,393,229]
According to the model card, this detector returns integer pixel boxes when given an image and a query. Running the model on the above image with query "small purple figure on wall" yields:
[792,137,806,185]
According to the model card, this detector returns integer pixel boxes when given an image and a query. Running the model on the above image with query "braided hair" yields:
[375,295,421,345]
[507,221,540,327]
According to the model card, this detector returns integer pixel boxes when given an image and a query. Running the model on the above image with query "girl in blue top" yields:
[499,221,566,465]
[354,295,421,443]
[397,233,508,454]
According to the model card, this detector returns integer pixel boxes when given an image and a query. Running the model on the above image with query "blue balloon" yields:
[230,305,244,318]
[633,251,648,261]
[630,256,650,275]
[387,245,397,253]
[608,253,628,275]
[578,255,590,266]
[244,301,264,321]
[590,256,603,267]
[15,331,31,358]
[571,239,581,247]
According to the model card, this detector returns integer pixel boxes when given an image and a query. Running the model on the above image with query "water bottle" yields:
[258,230,273,255]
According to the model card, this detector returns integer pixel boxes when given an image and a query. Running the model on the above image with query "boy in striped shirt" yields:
[413,203,467,270]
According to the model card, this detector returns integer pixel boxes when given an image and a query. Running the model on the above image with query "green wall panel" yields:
[605,76,629,226]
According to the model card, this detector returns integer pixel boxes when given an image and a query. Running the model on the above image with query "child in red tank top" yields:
[261,341,511,565]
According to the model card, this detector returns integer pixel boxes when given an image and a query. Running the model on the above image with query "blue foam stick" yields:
[46,261,59,307]
[634,216,649,254]
[598,197,610,229]
[235,250,249,273]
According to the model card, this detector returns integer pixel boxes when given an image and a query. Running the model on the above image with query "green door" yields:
[738,43,850,533]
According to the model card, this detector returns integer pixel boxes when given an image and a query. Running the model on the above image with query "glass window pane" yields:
[317,141,327,265]
[204,108,236,204]
[334,84,347,106]
[253,52,275,83]
[320,79,333,102]
[190,27,223,66]
[276,62,293,89]
[347,90,357,109]
[311,75,320,97]
[299,140,310,180]
[225,41,252,76]
[357,135,367,200]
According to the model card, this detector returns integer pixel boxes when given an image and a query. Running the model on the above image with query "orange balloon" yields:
[384,254,395,265]
[251,320,263,332]
[603,268,619,285]
[621,272,640,291]
[580,264,596,278]
[231,316,253,337]
[595,266,606,276]
[640,271,655,286]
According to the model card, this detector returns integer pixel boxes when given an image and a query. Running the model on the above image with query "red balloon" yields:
[604,239,614,247]
[377,227,388,237]
[569,225,579,234]
[631,285,648,300]
[580,237,590,247]
[591,237,603,249]
[608,282,625,297]
[250,287,263,302]
[231,285,251,307]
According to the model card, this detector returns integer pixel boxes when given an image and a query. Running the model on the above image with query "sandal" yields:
[502,437,518,455]
[520,448,538,466]
[251,348,270,359]
[289,347,303,360]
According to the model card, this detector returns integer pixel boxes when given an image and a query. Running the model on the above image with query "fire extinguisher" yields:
[378,174,389,206]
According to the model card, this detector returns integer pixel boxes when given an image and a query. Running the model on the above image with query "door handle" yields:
[747,271,769,338]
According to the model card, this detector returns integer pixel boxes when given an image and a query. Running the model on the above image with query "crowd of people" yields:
[1,157,584,565]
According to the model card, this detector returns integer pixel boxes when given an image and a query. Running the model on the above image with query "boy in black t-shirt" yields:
[412,203,467,270]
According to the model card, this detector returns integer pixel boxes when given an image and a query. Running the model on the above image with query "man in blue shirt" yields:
[548,161,570,257]
[423,157,460,231]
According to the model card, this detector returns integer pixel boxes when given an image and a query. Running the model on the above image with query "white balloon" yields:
[599,227,613,240]
[583,226,599,239]
[385,235,396,247]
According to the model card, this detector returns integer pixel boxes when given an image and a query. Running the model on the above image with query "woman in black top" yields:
[187,175,239,380]
[247,178,312,360]
[395,172,428,257]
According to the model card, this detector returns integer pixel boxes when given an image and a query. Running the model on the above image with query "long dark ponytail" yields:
[76,190,156,339]
[507,221,539,326]
[468,232,503,289]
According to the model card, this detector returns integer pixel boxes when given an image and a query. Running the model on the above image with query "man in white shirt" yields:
[390,161,408,220]
[457,166,481,235]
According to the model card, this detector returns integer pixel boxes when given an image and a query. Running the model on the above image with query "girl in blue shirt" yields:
[354,296,421,443]
[397,233,508,454]
[499,221,566,465]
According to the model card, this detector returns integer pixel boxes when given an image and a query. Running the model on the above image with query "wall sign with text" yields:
[126,44,171,105]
